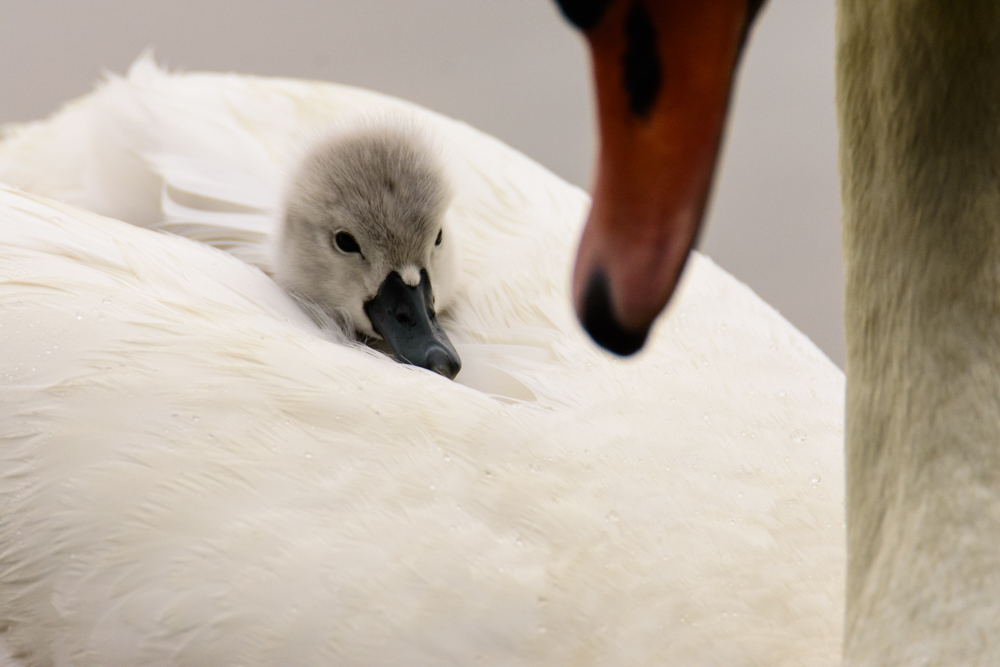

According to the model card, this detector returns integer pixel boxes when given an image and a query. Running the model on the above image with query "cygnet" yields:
[274,120,461,379]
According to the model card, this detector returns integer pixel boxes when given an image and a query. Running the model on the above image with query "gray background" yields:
[0,0,843,367]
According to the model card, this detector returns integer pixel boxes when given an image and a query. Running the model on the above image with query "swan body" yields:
[0,59,845,665]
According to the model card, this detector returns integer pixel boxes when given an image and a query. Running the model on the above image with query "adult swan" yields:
[559,0,1000,663]
[0,59,844,663]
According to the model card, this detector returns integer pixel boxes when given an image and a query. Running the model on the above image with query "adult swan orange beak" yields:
[557,0,767,354]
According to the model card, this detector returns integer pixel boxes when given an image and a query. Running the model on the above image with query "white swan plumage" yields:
[0,57,845,665]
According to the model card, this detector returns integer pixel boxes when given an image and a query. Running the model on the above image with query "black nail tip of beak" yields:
[581,270,649,356]
[426,346,462,380]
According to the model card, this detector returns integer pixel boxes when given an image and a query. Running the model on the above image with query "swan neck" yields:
[838,1,1000,663]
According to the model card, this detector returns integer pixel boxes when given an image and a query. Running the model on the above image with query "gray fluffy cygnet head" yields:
[274,119,458,338]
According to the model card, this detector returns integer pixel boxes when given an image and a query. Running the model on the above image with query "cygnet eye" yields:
[435,229,443,246]
[332,230,361,255]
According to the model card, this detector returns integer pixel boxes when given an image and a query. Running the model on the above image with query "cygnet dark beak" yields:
[364,269,462,380]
